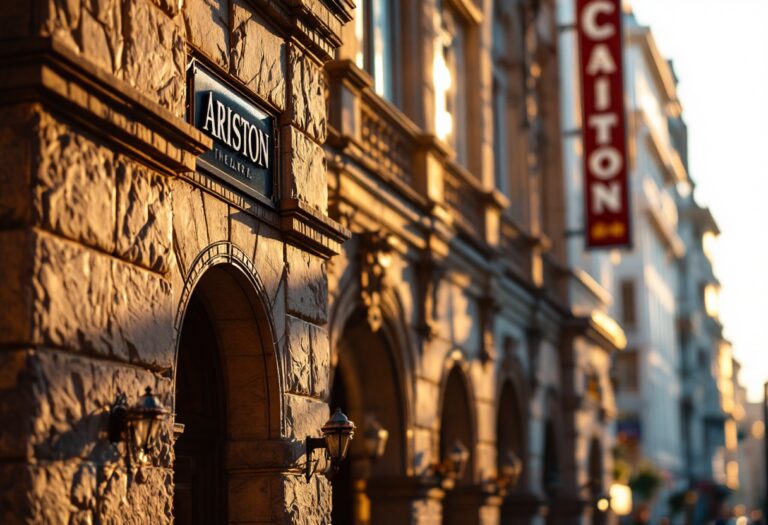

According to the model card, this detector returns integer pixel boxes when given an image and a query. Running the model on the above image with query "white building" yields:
[612,15,691,516]
[677,187,728,486]
[557,2,694,518]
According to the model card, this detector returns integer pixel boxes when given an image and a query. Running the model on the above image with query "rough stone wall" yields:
[321,0,620,522]
[40,0,186,115]
[0,0,348,523]
[0,102,175,524]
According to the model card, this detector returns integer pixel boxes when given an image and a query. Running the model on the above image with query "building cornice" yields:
[628,26,682,115]
[0,36,210,176]
[637,110,688,184]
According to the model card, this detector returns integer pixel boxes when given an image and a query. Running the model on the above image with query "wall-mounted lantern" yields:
[495,450,523,496]
[108,387,170,465]
[434,439,470,489]
[305,408,356,482]
[363,415,389,462]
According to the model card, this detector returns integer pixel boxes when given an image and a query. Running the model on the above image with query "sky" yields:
[629,0,768,402]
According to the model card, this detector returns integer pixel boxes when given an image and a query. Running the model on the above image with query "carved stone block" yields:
[284,126,328,213]
[286,245,328,324]
[289,44,327,143]
[184,0,229,68]
[231,0,286,111]
[115,157,172,274]
[123,0,186,115]
[285,315,313,396]
[36,111,117,255]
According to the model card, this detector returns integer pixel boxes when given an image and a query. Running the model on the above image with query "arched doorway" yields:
[497,380,524,476]
[330,309,407,525]
[497,380,525,525]
[172,262,281,524]
[174,294,227,523]
[543,418,560,500]
[440,365,476,525]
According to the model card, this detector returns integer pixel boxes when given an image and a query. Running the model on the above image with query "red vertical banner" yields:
[577,0,631,248]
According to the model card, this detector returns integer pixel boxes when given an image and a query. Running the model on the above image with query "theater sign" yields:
[188,62,277,201]
[577,0,631,248]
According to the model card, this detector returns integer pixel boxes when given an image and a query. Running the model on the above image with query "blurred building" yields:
[712,344,743,492]
[324,0,625,523]
[735,400,766,513]
[0,0,355,523]
[677,184,727,489]
[603,14,688,518]
[0,1,630,525]
[602,11,750,523]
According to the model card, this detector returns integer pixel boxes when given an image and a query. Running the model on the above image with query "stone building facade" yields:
[323,0,625,524]
[0,0,353,523]
[0,0,625,524]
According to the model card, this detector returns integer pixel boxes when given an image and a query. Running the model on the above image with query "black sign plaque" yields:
[188,62,276,201]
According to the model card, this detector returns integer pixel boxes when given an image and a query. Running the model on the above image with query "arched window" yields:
[355,0,396,101]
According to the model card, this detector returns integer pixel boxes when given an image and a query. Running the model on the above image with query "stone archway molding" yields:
[437,351,480,481]
[172,240,286,437]
[328,275,418,450]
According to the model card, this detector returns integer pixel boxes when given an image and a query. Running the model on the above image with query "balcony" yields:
[326,59,493,244]
[358,89,417,189]
[442,160,486,241]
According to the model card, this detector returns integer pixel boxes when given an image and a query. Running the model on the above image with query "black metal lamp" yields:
[434,439,470,489]
[363,415,389,461]
[109,387,170,465]
[496,450,524,495]
[305,408,356,481]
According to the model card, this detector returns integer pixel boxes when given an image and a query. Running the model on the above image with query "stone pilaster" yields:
[367,476,445,525]
[544,495,587,525]
[443,485,503,525]
[500,492,544,525]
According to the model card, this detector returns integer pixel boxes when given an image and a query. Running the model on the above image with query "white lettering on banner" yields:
[589,114,618,144]
[578,0,629,246]
[592,182,622,213]
[595,77,611,110]
[589,147,623,179]
[582,1,616,40]
[202,92,270,170]
[586,44,617,75]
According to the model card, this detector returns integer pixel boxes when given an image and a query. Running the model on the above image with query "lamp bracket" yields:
[305,436,327,482]
[108,392,128,443]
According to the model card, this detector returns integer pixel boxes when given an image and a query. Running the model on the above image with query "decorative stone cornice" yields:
[0,36,210,176]
[563,310,627,354]
[283,0,354,61]
[279,198,351,259]
[325,59,374,91]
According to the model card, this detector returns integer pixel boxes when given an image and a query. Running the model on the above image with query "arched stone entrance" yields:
[174,293,227,523]
[330,309,408,525]
[172,261,282,523]
[498,379,530,525]
[440,364,479,525]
